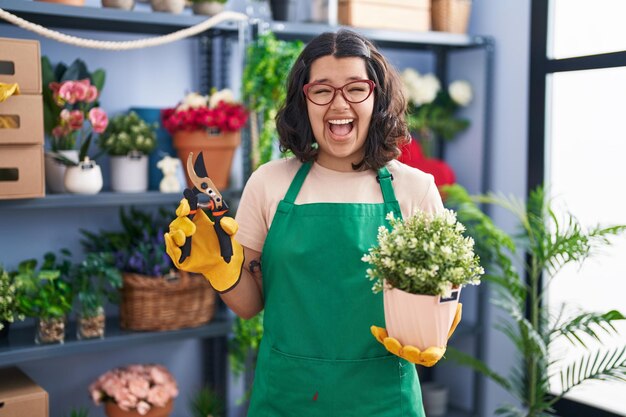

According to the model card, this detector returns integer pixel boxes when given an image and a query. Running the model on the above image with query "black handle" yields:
[178,189,197,264]
[214,213,234,263]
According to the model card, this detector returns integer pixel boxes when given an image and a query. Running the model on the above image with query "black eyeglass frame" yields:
[302,79,376,106]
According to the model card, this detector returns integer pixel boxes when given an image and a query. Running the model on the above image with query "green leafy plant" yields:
[242,32,304,168]
[443,184,626,417]
[13,252,73,320]
[99,111,157,156]
[363,210,483,296]
[229,313,264,376]
[72,252,122,318]
[0,266,24,330]
[62,407,90,417]
[189,386,224,417]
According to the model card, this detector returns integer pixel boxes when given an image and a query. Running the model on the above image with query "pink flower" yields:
[85,85,98,103]
[58,80,89,104]
[127,375,150,399]
[68,110,84,131]
[136,401,151,416]
[89,107,108,133]
[147,385,169,408]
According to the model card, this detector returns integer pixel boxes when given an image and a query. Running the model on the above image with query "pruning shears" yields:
[178,151,233,264]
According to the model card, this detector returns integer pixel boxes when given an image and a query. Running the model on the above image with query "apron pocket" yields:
[266,347,408,417]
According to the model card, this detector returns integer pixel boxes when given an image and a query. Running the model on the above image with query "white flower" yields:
[448,80,473,106]
[209,89,235,108]
[401,69,441,105]
[177,92,208,111]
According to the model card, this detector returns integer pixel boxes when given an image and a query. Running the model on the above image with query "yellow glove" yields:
[0,82,20,103]
[164,198,244,293]
[371,303,462,367]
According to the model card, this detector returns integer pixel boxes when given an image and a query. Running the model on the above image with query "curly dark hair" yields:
[276,29,409,171]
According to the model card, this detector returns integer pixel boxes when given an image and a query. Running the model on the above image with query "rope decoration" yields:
[0,7,248,50]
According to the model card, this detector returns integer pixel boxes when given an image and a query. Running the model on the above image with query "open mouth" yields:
[328,119,354,137]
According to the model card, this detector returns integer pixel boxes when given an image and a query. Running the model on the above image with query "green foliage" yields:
[442,184,626,417]
[189,386,224,417]
[41,57,105,142]
[406,90,470,142]
[229,313,264,376]
[99,111,157,156]
[12,252,73,319]
[62,407,90,417]
[364,210,483,296]
[0,266,24,329]
[242,33,304,168]
[72,252,122,317]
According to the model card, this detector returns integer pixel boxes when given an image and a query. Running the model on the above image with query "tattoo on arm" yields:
[249,259,261,274]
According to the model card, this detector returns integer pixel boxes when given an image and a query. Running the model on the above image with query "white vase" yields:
[101,0,135,9]
[150,0,185,13]
[44,150,79,194]
[192,1,224,15]
[110,153,149,193]
[383,286,460,350]
[421,382,449,417]
[64,159,103,195]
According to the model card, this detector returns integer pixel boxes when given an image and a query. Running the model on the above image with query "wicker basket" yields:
[120,271,216,331]
[432,0,472,34]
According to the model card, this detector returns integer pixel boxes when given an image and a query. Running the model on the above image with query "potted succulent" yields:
[98,111,157,193]
[12,252,73,344]
[190,0,226,16]
[0,266,24,340]
[363,209,483,365]
[89,364,179,417]
[161,89,248,189]
[72,252,122,339]
[52,134,105,195]
[443,184,626,417]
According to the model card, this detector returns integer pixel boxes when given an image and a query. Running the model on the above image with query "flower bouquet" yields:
[363,210,483,356]
[161,89,248,189]
[89,364,178,417]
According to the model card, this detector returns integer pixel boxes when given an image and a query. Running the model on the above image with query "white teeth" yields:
[328,119,354,125]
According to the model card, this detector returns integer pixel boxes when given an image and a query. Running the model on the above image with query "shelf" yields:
[0,0,241,35]
[0,188,242,209]
[0,312,232,366]
[267,21,491,51]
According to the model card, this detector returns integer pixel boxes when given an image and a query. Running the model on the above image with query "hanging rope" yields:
[0,7,248,50]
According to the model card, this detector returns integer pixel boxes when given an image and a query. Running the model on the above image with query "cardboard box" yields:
[0,367,49,417]
[0,144,45,199]
[0,94,44,145]
[338,0,431,32]
[0,38,42,94]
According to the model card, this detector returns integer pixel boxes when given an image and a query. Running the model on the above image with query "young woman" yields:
[165,29,443,416]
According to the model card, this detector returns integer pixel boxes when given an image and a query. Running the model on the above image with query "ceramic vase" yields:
[44,150,79,194]
[104,400,173,417]
[110,152,149,193]
[192,1,224,15]
[383,286,460,350]
[150,0,185,13]
[102,0,135,9]
[64,159,103,195]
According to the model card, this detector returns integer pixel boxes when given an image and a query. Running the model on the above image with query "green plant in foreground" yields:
[189,386,224,417]
[443,184,626,417]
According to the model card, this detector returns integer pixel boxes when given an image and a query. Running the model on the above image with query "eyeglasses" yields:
[303,80,376,106]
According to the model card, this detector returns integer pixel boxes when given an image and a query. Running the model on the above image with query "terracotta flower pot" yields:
[172,129,241,190]
[104,400,173,417]
[383,286,460,350]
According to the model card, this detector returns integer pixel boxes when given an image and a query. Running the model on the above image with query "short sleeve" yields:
[234,170,268,252]
[419,176,445,215]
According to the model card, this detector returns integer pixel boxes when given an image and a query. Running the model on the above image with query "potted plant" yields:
[189,386,224,417]
[41,58,107,193]
[161,89,248,189]
[72,252,122,339]
[52,134,105,195]
[12,252,73,344]
[0,266,24,340]
[363,209,483,365]
[89,364,179,417]
[242,33,303,168]
[190,0,226,16]
[99,111,157,193]
[400,68,472,158]
[443,184,626,417]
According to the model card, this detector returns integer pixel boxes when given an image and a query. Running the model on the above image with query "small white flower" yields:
[448,80,473,106]
[209,89,235,108]
[177,92,208,111]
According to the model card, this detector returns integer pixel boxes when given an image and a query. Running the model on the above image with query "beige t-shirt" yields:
[235,157,444,252]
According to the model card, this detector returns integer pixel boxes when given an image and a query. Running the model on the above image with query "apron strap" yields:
[283,161,313,204]
[376,166,398,204]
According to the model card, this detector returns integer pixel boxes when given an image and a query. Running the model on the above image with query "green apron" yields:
[248,161,425,417]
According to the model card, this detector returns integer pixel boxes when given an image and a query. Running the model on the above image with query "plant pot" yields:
[431,0,472,34]
[383,286,461,350]
[150,0,185,13]
[44,150,79,193]
[172,129,240,190]
[421,382,449,417]
[110,153,149,193]
[102,0,135,9]
[64,159,103,195]
[35,0,85,6]
[36,316,65,345]
[269,0,296,21]
[104,400,174,417]
[192,1,225,16]
[77,307,106,340]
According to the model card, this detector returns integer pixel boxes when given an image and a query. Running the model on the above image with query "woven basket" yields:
[120,271,216,331]
[432,0,472,34]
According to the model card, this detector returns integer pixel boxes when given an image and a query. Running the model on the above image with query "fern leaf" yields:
[560,346,626,394]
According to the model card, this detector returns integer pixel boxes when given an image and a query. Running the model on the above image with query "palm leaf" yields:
[560,346,626,396]
[551,310,625,348]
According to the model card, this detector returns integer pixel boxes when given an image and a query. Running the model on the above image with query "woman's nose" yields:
[330,90,350,110]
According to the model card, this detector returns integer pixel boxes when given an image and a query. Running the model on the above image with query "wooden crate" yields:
[0,37,42,94]
[338,0,431,32]
[0,94,44,145]
[0,367,49,417]
[0,144,45,199]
